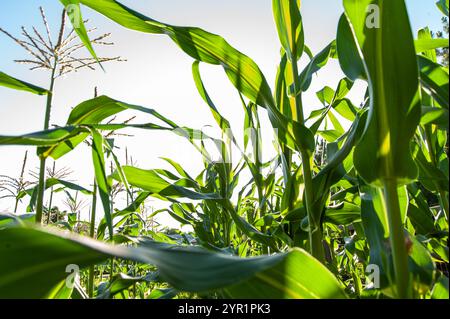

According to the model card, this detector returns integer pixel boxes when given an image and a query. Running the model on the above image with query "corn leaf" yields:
[418,55,449,109]
[0,226,347,299]
[272,0,304,61]
[336,14,366,81]
[436,0,449,16]
[112,166,220,200]
[59,0,101,67]
[0,71,48,95]
[90,128,113,240]
[58,0,317,153]
[296,41,336,93]
[0,126,87,147]
[414,38,449,54]
[344,0,422,186]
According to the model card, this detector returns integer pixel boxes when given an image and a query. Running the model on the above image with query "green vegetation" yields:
[0,0,448,299]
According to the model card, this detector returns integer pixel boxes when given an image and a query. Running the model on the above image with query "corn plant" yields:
[0,0,448,299]
[0,6,123,224]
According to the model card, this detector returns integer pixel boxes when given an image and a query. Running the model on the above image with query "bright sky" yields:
[0,0,445,225]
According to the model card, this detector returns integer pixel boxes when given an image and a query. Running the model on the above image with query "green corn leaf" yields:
[193,61,266,193]
[0,226,347,299]
[39,178,92,195]
[420,106,448,129]
[308,111,367,226]
[334,78,354,101]
[324,203,361,225]
[160,157,194,181]
[275,53,296,121]
[310,82,356,134]
[336,14,366,81]
[90,128,113,240]
[112,166,220,200]
[223,248,346,299]
[147,288,177,299]
[318,130,342,143]
[407,204,435,236]
[418,27,438,63]
[58,0,314,153]
[42,95,177,159]
[192,61,232,133]
[0,71,48,95]
[44,280,76,299]
[98,273,159,298]
[19,178,92,212]
[431,276,449,299]
[96,209,144,240]
[272,0,304,61]
[43,122,175,160]
[344,0,422,186]
[333,99,357,121]
[327,110,345,135]
[415,38,449,55]
[436,0,449,16]
[0,126,87,147]
[219,199,277,250]
[412,142,449,192]
[67,95,176,126]
[418,55,449,110]
[59,1,102,68]
[316,86,335,106]
[316,111,366,178]
[295,41,336,93]
[59,0,275,111]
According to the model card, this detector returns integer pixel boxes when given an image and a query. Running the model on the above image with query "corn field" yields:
[0,0,448,300]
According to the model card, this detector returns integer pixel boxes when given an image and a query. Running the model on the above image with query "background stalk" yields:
[88,179,97,298]
[46,162,56,224]
[301,149,324,261]
[290,57,324,262]
[13,151,28,213]
[383,179,410,299]
[35,62,56,224]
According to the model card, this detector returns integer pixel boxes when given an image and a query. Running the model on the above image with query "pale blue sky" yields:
[0,0,446,218]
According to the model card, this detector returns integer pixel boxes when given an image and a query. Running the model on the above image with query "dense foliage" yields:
[0,0,448,299]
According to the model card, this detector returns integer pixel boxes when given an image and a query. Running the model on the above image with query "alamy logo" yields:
[66,4,82,29]
[366,264,380,289]
[65,264,80,289]
[366,4,380,29]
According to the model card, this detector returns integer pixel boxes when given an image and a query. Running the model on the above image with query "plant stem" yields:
[46,162,56,224]
[301,149,324,261]
[13,199,20,214]
[383,179,410,299]
[88,179,97,298]
[46,188,54,224]
[14,151,29,213]
[35,62,57,224]
[109,164,115,282]
[290,57,324,262]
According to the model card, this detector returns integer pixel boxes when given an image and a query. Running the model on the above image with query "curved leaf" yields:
[418,55,449,109]
[0,71,48,95]
[0,227,347,299]
[113,166,220,200]
[336,14,366,81]
[59,0,315,153]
